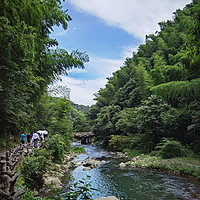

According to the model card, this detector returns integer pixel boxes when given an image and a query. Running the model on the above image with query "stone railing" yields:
[0,144,32,200]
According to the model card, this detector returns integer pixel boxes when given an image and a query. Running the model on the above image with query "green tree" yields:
[187,0,200,64]
[93,105,121,146]
[50,98,73,135]
[34,94,55,130]
[115,108,136,135]
[134,95,171,152]
[0,0,88,142]
[135,63,152,99]
[73,113,91,132]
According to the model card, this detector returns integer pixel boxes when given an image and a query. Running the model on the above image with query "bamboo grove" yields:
[86,0,200,155]
[0,0,89,148]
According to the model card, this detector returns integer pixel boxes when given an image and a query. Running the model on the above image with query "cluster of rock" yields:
[82,157,106,171]
[42,151,125,199]
[109,152,128,159]
[43,153,79,189]
[119,155,147,169]
[43,155,107,188]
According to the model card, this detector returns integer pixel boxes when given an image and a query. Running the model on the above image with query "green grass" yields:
[125,155,200,180]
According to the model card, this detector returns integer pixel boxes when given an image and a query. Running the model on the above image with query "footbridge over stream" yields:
[72,132,95,144]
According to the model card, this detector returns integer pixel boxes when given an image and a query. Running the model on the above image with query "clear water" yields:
[65,142,200,200]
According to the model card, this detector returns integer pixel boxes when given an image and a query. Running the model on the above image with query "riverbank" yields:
[119,154,200,180]
[66,144,200,199]
[42,153,79,189]
[42,151,119,200]
[15,144,200,199]
[45,148,200,198]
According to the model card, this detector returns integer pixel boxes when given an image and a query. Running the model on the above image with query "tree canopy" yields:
[0,0,89,141]
[87,0,200,154]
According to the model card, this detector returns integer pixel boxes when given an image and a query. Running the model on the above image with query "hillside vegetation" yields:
[0,0,89,150]
[86,0,200,157]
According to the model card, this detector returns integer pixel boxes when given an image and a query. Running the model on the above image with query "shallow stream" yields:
[65,142,200,200]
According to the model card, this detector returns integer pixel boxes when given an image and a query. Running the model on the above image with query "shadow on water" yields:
[64,142,200,200]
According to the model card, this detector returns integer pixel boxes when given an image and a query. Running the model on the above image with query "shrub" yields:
[45,134,67,163]
[71,146,86,153]
[15,181,48,200]
[20,150,49,190]
[156,138,188,159]
[122,148,141,157]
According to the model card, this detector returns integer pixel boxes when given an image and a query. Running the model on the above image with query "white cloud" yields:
[52,27,77,37]
[55,52,131,105]
[89,56,123,77]
[54,76,107,106]
[68,68,87,74]
[68,0,192,40]
[56,44,139,106]
[54,30,68,36]
[83,44,138,77]
[55,0,192,106]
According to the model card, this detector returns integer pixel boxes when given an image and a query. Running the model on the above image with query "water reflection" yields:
[67,143,200,200]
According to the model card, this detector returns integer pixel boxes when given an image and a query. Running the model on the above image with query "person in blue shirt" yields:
[20,132,26,144]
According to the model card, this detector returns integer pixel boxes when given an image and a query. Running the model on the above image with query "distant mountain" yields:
[70,102,90,113]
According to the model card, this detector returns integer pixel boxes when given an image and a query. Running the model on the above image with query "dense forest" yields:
[0,0,89,149]
[0,0,200,157]
[0,0,200,199]
[85,0,200,156]
[71,102,90,114]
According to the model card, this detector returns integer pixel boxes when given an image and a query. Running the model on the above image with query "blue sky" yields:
[51,0,192,106]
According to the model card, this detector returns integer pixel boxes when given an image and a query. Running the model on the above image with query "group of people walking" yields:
[20,130,48,148]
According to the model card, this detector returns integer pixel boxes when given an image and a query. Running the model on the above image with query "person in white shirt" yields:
[32,132,39,148]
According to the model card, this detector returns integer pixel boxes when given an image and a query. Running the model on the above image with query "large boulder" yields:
[82,157,106,170]
[119,162,126,168]
[44,176,62,188]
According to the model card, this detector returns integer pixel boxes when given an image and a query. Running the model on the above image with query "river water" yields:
[66,142,200,200]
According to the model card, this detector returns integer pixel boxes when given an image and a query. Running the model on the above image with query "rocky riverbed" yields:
[42,150,121,199]
[43,153,79,189]
[42,148,200,200]
[43,152,108,189]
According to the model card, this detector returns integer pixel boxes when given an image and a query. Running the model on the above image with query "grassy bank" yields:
[124,155,200,180]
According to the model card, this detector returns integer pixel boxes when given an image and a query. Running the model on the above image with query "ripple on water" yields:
[68,143,200,200]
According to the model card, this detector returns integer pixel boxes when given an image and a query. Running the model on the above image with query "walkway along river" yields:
[64,142,200,200]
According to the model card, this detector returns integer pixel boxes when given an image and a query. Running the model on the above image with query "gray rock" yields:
[44,176,62,188]
[119,162,126,168]
[82,158,106,169]
[83,167,92,171]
